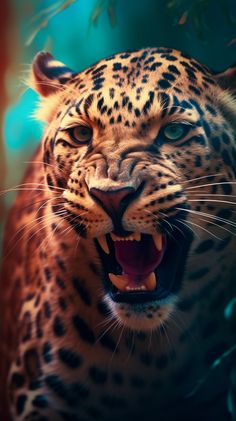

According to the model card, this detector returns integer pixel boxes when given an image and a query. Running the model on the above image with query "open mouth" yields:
[95,219,193,304]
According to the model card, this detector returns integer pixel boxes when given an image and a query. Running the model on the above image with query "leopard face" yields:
[32,48,236,331]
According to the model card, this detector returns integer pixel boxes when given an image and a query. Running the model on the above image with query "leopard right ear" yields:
[30,51,74,97]
[214,64,236,95]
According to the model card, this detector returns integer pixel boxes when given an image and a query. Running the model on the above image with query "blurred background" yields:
[1,0,236,228]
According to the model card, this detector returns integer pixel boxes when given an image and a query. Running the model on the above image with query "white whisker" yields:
[176,207,236,229]
[178,218,221,240]
[181,172,225,184]
[188,198,236,206]
[186,181,236,191]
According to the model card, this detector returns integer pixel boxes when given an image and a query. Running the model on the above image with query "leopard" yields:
[1,47,236,421]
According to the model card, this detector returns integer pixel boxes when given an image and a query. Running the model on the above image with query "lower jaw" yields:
[95,222,193,306]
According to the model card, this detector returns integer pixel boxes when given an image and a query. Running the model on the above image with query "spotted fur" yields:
[1,47,236,420]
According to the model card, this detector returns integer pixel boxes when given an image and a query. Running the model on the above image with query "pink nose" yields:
[89,187,136,217]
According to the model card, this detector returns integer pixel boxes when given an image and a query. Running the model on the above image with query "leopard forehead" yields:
[38,47,218,126]
[71,47,211,94]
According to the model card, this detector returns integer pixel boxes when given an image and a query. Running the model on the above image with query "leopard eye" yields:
[69,125,93,144]
[163,123,188,141]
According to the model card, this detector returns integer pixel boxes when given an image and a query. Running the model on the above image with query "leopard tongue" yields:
[108,272,157,292]
[114,235,164,275]
[108,235,164,292]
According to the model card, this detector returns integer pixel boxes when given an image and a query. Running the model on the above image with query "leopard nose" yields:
[89,187,137,218]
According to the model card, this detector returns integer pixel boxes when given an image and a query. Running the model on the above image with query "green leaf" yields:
[224,297,236,322]
[186,344,236,399]
[227,390,234,415]
[26,0,78,46]
[90,0,106,27]
[227,387,236,420]
[107,0,117,27]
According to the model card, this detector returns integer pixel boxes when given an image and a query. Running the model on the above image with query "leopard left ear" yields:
[214,64,236,94]
[31,51,74,97]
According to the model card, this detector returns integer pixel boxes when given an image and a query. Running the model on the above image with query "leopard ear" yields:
[214,64,236,94]
[31,52,74,97]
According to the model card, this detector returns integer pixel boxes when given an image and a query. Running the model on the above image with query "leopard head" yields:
[30,48,236,330]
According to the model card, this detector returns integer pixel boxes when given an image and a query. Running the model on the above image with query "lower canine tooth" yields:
[97,235,109,254]
[108,273,128,291]
[153,234,162,251]
[145,272,157,291]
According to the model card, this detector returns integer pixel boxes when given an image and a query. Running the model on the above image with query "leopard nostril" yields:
[89,187,137,218]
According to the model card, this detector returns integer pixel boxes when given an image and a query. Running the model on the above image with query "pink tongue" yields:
[114,236,165,282]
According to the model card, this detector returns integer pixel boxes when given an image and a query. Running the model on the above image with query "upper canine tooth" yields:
[111,233,120,241]
[133,232,141,241]
[108,273,128,291]
[153,234,162,251]
[97,235,109,254]
[144,272,157,291]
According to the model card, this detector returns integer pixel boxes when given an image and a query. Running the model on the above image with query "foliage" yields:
[166,0,236,41]
[26,0,236,46]
[89,0,117,28]
[26,0,78,46]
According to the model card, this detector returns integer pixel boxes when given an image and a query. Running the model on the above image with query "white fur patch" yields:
[33,93,63,122]
[47,60,66,68]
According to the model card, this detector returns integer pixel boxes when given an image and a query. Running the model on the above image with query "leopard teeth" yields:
[126,285,147,291]
[111,232,141,242]
[97,235,109,254]
[153,234,162,251]
[108,272,157,292]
